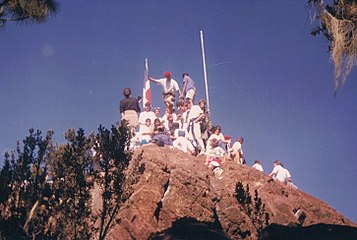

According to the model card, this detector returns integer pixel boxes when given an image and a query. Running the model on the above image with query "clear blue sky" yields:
[1,1,356,222]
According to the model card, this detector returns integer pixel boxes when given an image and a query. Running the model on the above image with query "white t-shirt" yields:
[138,111,156,125]
[156,78,180,94]
[162,113,178,122]
[207,146,226,159]
[188,105,203,120]
[252,163,264,172]
[232,141,243,155]
[173,137,195,153]
[206,133,225,153]
[139,125,152,142]
[271,165,291,183]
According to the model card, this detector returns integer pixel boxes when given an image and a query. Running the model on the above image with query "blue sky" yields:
[1,1,356,222]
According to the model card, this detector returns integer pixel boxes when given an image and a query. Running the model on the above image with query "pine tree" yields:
[49,128,94,239]
[235,182,270,238]
[0,0,59,27]
[93,122,132,240]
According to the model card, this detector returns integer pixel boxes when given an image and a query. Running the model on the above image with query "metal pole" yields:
[200,30,210,112]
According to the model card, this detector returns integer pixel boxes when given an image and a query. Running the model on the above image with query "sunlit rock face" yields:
[98,145,356,240]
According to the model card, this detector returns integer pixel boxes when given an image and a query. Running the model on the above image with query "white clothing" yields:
[232,141,243,155]
[173,137,195,153]
[206,146,226,159]
[162,113,178,122]
[185,88,196,100]
[138,111,156,126]
[188,105,203,120]
[252,163,264,172]
[206,133,225,153]
[138,125,152,143]
[185,105,205,152]
[271,165,291,183]
[182,110,189,130]
[156,78,180,94]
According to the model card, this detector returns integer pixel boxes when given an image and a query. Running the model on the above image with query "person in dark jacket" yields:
[119,87,140,128]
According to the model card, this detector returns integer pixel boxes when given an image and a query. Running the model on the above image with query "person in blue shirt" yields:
[180,73,196,106]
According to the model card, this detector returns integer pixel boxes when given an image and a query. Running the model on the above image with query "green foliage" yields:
[0,128,54,239]
[0,152,13,204]
[0,0,59,27]
[49,128,94,239]
[0,124,136,239]
[93,122,133,239]
[235,182,270,238]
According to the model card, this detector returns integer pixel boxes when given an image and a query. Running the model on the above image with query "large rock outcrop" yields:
[102,145,356,239]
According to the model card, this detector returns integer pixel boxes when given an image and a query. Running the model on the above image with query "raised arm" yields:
[149,77,159,84]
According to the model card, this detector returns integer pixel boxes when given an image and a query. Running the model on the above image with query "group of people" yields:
[119,71,295,186]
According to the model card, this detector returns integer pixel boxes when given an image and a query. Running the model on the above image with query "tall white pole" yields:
[200,30,210,112]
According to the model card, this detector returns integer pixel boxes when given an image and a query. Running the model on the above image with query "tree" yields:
[49,128,94,239]
[0,129,54,239]
[0,0,59,27]
[235,182,270,239]
[93,122,133,240]
[0,124,137,239]
[309,0,357,95]
[0,152,13,205]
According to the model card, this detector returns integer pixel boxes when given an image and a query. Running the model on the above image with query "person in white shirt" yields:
[138,102,156,126]
[149,71,181,107]
[269,160,292,184]
[185,101,206,153]
[252,160,264,172]
[206,126,228,154]
[153,107,163,122]
[205,139,226,179]
[138,118,153,145]
[231,137,245,164]
[172,130,195,155]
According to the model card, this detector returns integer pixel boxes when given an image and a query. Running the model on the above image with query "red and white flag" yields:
[142,58,151,108]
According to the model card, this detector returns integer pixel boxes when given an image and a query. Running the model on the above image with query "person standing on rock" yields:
[149,71,181,110]
[119,87,141,129]
[184,100,206,154]
[180,73,196,106]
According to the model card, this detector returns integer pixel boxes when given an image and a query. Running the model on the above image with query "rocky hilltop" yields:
[101,145,356,239]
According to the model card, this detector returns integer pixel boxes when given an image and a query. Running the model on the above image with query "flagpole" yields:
[143,58,151,109]
[200,30,210,113]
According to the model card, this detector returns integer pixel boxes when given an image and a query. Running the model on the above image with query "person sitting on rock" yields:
[138,118,153,145]
[151,125,173,146]
[161,107,177,128]
[206,126,229,154]
[173,129,195,155]
[252,160,264,172]
[231,137,245,164]
[205,138,227,179]
[269,160,296,188]
[152,118,164,136]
